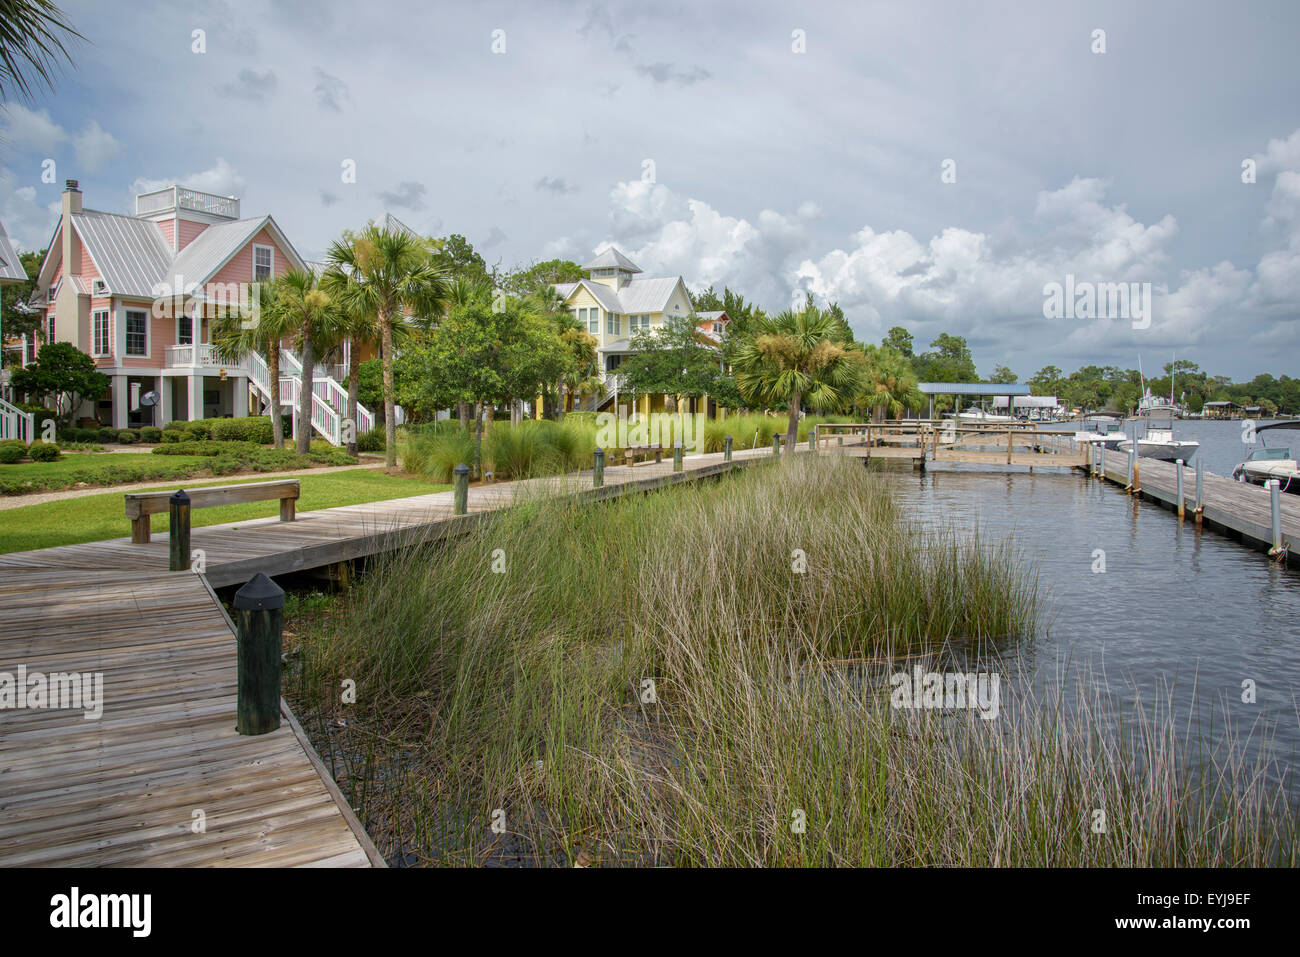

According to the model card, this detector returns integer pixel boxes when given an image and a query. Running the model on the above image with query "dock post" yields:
[169,490,191,572]
[771,434,781,457]
[233,572,284,736]
[809,429,816,453]
[1132,458,1140,495]
[673,442,683,472]
[453,462,469,515]
[1176,458,1185,521]
[593,448,604,487]
[1126,447,1135,490]
[724,435,732,462]
[1195,456,1204,524]
[1268,480,1284,559]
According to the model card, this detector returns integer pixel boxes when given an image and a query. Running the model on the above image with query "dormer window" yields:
[253,244,274,282]
[93,279,108,296]
[47,283,58,303]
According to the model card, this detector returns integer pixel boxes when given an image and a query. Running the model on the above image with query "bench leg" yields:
[280,499,296,522]
[131,516,150,544]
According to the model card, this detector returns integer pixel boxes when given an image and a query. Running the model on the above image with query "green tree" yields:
[325,225,451,466]
[9,340,107,424]
[617,314,722,401]
[503,259,586,297]
[1,248,43,365]
[0,0,82,101]
[271,269,346,453]
[882,326,914,358]
[732,306,860,447]
[913,333,977,382]
[211,282,292,447]
[989,364,1018,383]
[853,344,923,421]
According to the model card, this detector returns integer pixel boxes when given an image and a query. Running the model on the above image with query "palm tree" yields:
[853,344,923,421]
[0,0,82,102]
[211,281,290,448]
[732,306,860,448]
[324,226,450,467]
[274,269,344,454]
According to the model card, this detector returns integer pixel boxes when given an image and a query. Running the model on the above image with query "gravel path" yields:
[0,460,388,510]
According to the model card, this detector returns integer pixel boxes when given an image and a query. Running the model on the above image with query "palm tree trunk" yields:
[380,308,397,467]
[346,338,360,456]
[473,400,484,480]
[297,328,315,454]
[787,390,801,448]
[268,345,283,447]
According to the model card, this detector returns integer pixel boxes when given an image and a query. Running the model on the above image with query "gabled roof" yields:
[696,310,729,323]
[163,214,304,296]
[553,274,692,316]
[69,210,172,297]
[0,218,26,283]
[583,247,642,273]
[378,213,420,238]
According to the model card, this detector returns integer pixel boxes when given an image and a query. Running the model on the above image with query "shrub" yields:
[153,440,261,457]
[0,440,26,464]
[356,426,385,453]
[116,429,138,444]
[160,429,184,443]
[162,420,187,433]
[74,428,99,442]
[97,427,118,444]
[27,440,61,462]
[139,426,163,443]
[210,416,273,444]
[401,429,475,481]
[183,421,211,440]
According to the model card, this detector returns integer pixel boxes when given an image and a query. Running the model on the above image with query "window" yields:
[253,244,273,282]
[47,283,58,303]
[177,314,193,346]
[125,310,148,356]
[92,311,110,356]
[588,308,600,334]
[47,316,55,342]
[639,314,650,331]
[93,279,108,296]
[607,312,621,336]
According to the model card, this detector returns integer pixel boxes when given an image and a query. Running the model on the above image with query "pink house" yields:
[36,180,304,429]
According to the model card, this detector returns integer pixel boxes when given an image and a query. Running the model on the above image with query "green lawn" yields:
[0,453,211,494]
[0,470,451,553]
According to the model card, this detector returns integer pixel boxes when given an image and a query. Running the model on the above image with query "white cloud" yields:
[0,167,60,252]
[72,121,121,173]
[130,158,246,198]
[0,104,67,155]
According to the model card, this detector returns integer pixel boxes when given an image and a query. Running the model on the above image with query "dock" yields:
[0,443,775,866]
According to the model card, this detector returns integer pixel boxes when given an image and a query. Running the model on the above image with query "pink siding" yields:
[207,227,294,288]
[156,218,175,248]
[177,219,207,251]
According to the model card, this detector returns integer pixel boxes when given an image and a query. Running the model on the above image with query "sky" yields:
[1,0,1298,380]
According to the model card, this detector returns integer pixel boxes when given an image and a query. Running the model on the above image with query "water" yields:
[1067,417,1296,477]
[881,453,1300,793]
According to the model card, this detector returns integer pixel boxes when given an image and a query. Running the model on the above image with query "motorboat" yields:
[1232,422,1300,492]
[1117,411,1199,462]
[1072,412,1128,449]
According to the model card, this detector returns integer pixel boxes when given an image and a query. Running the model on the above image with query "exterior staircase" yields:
[0,396,35,443]
[247,349,375,446]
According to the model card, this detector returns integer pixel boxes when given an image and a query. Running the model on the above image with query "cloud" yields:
[0,104,66,154]
[319,190,340,206]
[535,176,577,195]
[376,180,426,210]
[313,69,349,112]
[0,166,59,251]
[635,62,710,86]
[72,121,120,173]
[482,226,508,248]
[131,158,246,198]
[220,69,277,101]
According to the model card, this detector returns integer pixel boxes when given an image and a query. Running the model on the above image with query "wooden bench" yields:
[624,444,663,467]
[125,479,300,544]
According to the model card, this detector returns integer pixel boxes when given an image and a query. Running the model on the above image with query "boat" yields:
[1231,422,1300,492]
[952,406,1014,423]
[1073,412,1128,449]
[1117,411,1199,462]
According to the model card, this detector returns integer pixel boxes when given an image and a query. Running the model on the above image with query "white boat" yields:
[1117,413,1199,462]
[953,408,1014,423]
[1232,423,1300,492]
[1073,413,1127,449]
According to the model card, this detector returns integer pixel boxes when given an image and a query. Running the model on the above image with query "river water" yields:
[880,418,1300,792]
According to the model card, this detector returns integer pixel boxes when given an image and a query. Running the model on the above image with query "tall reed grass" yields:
[287,454,1296,866]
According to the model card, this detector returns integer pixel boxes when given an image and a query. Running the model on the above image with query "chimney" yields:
[62,179,82,215]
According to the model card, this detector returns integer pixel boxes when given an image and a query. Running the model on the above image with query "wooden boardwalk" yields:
[0,444,776,866]
[1094,447,1299,554]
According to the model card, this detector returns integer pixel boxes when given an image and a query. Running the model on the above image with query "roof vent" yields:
[65,179,80,191]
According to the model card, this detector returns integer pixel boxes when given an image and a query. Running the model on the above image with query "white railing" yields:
[136,185,240,219]
[166,343,248,370]
[0,397,35,444]
[244,349,375,445]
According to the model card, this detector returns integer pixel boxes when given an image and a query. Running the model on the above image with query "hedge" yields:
[0,440,26,464]
[27,441,60,462]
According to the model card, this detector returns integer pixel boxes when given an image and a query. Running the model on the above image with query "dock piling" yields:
[772,434,781,457]
[724,435,732,462]
[1269,479,1285,559]
[453,463,469,515]
[593,448,604,487]
[673,442,683,472]
[1195,457,1204,523]
[1176,458,1185,520]
[169,490,191,572]
[233,572,284,736]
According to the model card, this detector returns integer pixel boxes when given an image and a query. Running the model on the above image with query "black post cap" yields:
[594,448,604,459]
[725,435,732,441]
[170,489,190,505]
[454,463,470,476]
[234,572,285,611]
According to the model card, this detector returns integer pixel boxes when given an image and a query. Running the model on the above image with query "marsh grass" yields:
[286,454,1297,866]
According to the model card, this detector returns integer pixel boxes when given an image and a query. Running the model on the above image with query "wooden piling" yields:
[169,490,190,572]
[233,572,284,736]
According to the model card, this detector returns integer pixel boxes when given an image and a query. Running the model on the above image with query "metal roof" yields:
[165,216,272,293]
[70,210,172,297]
[583,247,642,273]
[0,218,25,283]
[918,382,1032,396]
[617,277,684,313]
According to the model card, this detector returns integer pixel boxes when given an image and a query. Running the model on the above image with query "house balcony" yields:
[135,185,240,220]
[165,344,248,373]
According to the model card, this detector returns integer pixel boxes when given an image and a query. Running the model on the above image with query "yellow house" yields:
[551,247,723,419]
